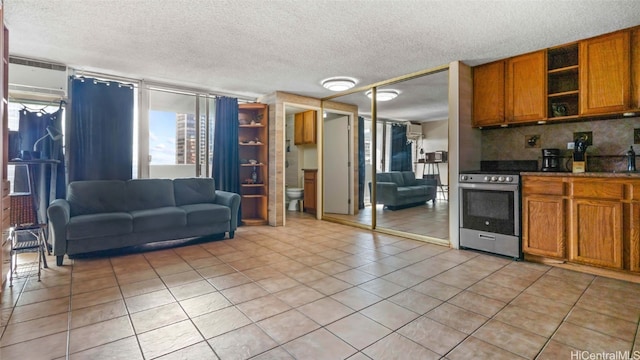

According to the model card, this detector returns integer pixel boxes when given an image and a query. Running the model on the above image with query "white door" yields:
[324,115,350,214]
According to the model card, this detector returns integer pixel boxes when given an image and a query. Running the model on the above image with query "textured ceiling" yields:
[4,0,640,121]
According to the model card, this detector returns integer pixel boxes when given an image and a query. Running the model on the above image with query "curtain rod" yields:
[71,68,257,102]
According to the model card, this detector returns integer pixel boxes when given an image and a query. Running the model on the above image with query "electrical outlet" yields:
[567,142,575,150]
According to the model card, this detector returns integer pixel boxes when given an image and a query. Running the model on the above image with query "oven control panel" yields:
[460,174,519,183]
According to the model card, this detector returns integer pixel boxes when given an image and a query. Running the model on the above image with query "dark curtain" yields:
[358,116,365,209]
[211,97,240,220]
[17,105,65,222]
[390,123,412,171]
[67,77,134,182]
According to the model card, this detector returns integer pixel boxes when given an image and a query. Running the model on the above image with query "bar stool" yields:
[9,223,47,286]
[8,190,48,286]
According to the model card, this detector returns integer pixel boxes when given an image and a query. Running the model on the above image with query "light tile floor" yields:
[1,213,640,359]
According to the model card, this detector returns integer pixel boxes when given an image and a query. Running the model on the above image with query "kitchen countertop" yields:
[521,171,640,178]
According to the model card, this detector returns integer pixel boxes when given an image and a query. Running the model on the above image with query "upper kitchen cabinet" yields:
[472,60,505,127]
[547,43,579,119]
[506,51,546,122]
[294,110,316,145]
[579,30,631,116]
[632,27,640,110]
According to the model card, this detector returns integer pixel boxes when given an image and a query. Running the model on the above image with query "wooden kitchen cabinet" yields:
[522,176,566,258]
[569,198,623,269]
[631,27,640,110]
[506,51,547,122]
[303,169,317,215]
[523,175,640,274]
[579,30,631,115]
[547,43,580,119]
[294,110,316,145]
[472,60,505,127]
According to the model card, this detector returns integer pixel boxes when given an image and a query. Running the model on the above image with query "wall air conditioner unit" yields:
[406,123,423,139]
[8,57,68,101]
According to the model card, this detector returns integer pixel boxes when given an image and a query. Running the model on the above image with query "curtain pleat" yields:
[390,123,412,171]
[67,77,134,182]
[17,107,66,222]
[211,96,240,221]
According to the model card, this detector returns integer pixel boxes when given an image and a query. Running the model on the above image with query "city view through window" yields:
[149,110,213,178]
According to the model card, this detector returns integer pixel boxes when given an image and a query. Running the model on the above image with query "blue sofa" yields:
[370,171,437,209]
[47,178,240,266]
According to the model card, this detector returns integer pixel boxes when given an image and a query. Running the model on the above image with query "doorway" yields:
[283,104,320,221]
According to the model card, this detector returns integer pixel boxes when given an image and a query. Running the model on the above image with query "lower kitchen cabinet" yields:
[522,176,566,258]
[303,169,317,215]
[522,175,639,274]
[523,195,566,258]
[569,198,623,269]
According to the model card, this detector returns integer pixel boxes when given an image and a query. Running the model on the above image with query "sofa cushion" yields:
[174,178,216,206]
[131,207,187,232]
[401,171,417,186]
[397,186,425,198]
[126,179,176,211]
[180,204,230,226]
[377,173,393,183]
[67,180,127,217]
[389,172,405,186]
[67,212,132,240]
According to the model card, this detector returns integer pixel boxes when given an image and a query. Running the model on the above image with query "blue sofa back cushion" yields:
[126,179,176,211]
[402,171,417,186]
[174,178,216,206]
[389,172,405,186]
[67,180,128,217]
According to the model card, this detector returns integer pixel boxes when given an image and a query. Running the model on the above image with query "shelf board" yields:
[242,195,266,199]
[548,65,578,74]
[548,114,580,121]
[548,90,579,98]
[240,164,265,167]
[239,143,265,146]
[239,124,265,128]
[241,183,265,187]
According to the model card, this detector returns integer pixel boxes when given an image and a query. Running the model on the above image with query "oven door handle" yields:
[458,183,519,191]
[478,233,496,241]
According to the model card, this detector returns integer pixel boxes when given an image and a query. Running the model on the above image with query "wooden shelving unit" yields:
[547,43,580,119]
[238,103,268,226]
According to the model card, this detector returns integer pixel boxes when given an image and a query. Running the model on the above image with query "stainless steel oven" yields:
[459,173,521,259]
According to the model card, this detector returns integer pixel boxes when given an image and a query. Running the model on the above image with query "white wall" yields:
[419,120,449,186]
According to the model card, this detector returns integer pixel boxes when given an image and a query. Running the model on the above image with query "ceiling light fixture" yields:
[321,77,357,91]
[365,89,399,102]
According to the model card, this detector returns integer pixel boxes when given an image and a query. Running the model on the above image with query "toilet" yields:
[286,187,304,211]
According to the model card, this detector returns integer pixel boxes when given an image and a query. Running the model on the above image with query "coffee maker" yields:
[541,148,562,171]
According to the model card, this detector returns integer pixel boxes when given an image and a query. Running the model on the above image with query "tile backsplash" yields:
[481,116,640,172]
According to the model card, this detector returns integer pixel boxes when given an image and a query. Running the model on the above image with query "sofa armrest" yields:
[47,199,70,257]
[214,190,241,231]
[375,181,398,204]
